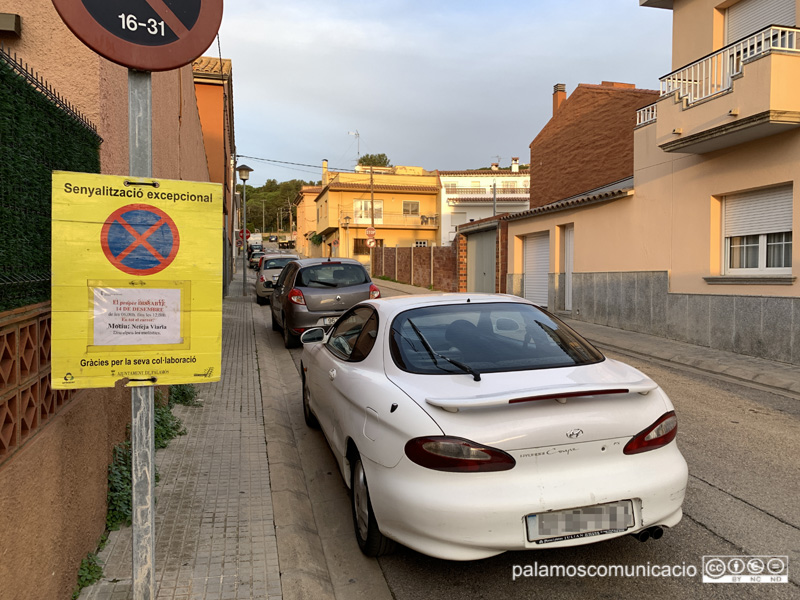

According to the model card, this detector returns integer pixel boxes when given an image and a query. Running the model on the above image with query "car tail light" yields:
[369,283,380,299]
[623,411,678,455]
[405,436,515,472]
[288,288,306,305]
[259,274,266,283]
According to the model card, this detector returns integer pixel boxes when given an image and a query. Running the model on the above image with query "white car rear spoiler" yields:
[425,379,658,412]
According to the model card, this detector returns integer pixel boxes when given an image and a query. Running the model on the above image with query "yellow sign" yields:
[51,172,223,388]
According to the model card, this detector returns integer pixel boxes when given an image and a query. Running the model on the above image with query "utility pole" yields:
[287,197,294,239]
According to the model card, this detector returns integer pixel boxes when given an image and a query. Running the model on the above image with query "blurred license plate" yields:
[526,500,633,543]
[323,317,338,325]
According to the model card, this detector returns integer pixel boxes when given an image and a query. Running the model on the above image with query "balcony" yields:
[319,211,440,235]
[445,187,530,195]
[637,26,800,154]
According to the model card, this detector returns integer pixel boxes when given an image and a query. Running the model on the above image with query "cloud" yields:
[213,1,672,184]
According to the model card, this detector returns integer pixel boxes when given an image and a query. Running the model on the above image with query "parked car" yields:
[299,294,688,561]
[248,251,265,269]
[255,253,299,305]
[268,235,278,242]
[270,258,380,348]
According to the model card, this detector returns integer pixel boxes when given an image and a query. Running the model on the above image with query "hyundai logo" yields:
[566,429,583,439]
[336,295,342,302]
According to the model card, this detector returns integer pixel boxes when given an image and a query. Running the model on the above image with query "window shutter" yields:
[726,0,795,43]
[524,232,549,307]
[724,185,793,237]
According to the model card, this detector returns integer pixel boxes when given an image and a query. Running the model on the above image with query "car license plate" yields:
[526,500,634,544]
[323,317,338,325]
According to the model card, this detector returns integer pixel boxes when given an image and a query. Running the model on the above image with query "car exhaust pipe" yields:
[632,529,650,542]
[632,526,664,543]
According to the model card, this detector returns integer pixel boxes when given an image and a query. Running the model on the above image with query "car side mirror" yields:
[300,328,326,344]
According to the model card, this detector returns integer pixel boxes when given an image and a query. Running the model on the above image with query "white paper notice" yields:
[93,288,182,346]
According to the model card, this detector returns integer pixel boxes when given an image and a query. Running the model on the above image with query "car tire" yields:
[301,373,320,429]
[256,294,266,306]
[271,310,280,331]
[283,322,300,349]
[350,453,395,557]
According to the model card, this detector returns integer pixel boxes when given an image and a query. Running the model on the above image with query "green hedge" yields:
[0,52,101,311]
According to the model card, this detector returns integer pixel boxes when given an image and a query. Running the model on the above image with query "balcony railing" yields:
[660,26,800,106]
[445,187,531,195]
[337,211,439,227]
[636,103,657,126]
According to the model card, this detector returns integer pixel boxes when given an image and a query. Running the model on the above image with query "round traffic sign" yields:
[238,229,250,240]
[101,204,180,275]
[366,238,377,248]
[51,0,223,72]
[366,226,376,238]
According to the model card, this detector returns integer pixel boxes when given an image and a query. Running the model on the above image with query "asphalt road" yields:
[275,283,799,599]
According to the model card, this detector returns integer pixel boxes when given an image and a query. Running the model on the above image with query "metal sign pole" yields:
[128,68,156,600]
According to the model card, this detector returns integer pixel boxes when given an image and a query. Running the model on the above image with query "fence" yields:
[0,42,101,312]
[370,240,464,292]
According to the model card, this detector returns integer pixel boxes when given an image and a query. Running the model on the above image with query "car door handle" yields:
[329,369,337,380]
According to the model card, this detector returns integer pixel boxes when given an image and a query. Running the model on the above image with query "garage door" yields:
[467,229,496,293]
[726,0,795,43]
[524,232,549,307]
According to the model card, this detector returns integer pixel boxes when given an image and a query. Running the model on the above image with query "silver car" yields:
[270,258,380,348]
[255,253,299,305]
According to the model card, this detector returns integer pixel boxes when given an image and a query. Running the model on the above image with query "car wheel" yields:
[350,453,395,557]
[256,294,266,306]
[271,309,280,331]
[302,373,319,429]
[283,322,300,349]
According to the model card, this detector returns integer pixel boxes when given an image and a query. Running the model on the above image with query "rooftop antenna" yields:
[348,130,360,160]
[492,155,503,165]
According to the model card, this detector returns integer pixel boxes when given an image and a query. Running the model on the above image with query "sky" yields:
[208,1,674,187]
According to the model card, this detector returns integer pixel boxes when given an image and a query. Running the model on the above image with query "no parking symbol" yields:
[101,204,180,275]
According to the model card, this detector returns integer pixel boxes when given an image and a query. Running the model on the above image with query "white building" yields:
[438,158,530,246]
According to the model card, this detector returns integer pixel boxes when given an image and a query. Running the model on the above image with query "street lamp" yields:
[237,163,253,296]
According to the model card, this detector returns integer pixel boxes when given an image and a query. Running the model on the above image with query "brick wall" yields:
[530,83,658,208]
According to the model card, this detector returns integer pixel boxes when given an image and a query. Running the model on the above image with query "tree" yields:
[358,153,392,167]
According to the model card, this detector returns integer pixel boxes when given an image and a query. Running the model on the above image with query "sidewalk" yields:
[82,291,282,600]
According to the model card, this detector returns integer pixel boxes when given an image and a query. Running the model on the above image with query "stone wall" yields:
[562,271,800,365]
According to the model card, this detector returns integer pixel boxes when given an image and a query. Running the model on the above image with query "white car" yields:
[299,294,688,561]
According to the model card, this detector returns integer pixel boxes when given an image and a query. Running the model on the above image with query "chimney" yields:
[511,157,519,173]
[553,83,566,116]
[322,158,328,184]
[491,163,499,171]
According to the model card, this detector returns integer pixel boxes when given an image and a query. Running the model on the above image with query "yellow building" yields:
[311,161,440,264]
[294,184,323,258]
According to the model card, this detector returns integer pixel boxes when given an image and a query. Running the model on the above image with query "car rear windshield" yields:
[297,263,368,288]
[264,257,294,270]
[389,302,604,374]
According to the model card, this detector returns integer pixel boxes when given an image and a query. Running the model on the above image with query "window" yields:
[389,302,603,375]
[445,182,457,192]
[415,240,428,248]
[354,238,384,255]
[724,186,792,274]
[501,181,516,189]
[326,306,379,361]
[353,200,383,224]
[403,201,420,216]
